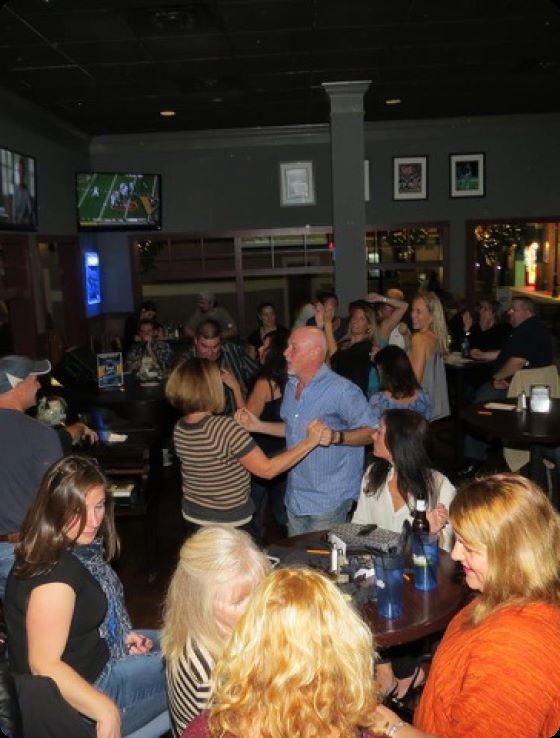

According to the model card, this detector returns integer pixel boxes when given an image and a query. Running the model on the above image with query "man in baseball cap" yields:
[0,355,62,597]
[0,354,51,395]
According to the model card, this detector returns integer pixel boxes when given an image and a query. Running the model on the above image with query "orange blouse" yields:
[415,600,560,738]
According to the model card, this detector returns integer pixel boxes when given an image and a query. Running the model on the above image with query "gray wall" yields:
[92,113,560,298]
[0,87,91,235]
[4,82,560,314]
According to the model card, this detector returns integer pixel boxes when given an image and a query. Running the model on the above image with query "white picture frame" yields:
[280,161,315,206]
[364,159,370,202]
[450,152,485,198]
[393,156,428,200]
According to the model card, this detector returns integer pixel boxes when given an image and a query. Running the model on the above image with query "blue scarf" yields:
[72,538,132,661]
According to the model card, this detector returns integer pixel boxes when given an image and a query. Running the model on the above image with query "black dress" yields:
[330,340,372,397]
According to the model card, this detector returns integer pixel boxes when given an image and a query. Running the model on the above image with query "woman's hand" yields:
[313,301,325,329]
[220,368,239,390]
[125,631,153,655]
[366,292,382,303]
[235,407,260,432]
[427,503,448,534]
[462,310,473,332]
[323,303,335,324]
[373,704,408,736]
[96,697,121,738]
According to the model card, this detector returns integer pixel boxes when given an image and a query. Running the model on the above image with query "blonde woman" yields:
[161,527,270,737]
[183,567,379,738]
[409,291,449,420]
[376,474,560,738]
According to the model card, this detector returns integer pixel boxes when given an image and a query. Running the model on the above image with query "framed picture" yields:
[280,161,315,206]
[393,156,427,200]
[450,153,485,197]
[364,160,370,202]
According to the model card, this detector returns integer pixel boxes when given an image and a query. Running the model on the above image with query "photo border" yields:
[450,152,485,198]
[279,161,315,206]
[393,156,428,200]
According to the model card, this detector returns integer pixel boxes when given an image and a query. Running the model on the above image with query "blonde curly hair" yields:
[208,567,379,738]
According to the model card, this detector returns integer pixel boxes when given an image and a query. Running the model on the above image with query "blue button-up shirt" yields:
[281,364,377,516]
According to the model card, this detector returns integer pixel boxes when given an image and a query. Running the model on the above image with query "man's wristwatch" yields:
[333,430,345,445]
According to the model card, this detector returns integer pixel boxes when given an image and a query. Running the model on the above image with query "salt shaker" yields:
[516,390,527,412]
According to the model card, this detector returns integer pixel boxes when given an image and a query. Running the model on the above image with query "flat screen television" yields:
[0,146,38,231]
[76,172,162,231]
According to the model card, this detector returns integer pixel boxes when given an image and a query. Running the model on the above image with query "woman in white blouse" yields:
[353,408,456,700]
[353,408,455,550]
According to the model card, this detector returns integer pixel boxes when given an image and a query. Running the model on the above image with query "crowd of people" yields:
[1,285,559,737]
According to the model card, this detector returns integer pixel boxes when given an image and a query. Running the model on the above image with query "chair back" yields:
[505,365,560,471]
[507,365,560,399]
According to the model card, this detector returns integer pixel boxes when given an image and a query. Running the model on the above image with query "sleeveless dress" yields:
[421,352,449,420]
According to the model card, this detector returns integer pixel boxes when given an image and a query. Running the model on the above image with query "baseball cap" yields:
[198,291,215,303]
[0,355,51,395]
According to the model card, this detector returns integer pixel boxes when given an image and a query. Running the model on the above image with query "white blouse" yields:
[352,465,456,551]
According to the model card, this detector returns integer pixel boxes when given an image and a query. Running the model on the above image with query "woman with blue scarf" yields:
[3,455,168,738]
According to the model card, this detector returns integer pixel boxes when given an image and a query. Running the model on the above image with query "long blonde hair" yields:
[208,568,378,738]
[161,527,270,666]
[451,473,560,626]
[414,290,449,356]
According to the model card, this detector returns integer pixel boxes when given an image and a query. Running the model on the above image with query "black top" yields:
[469,322,511,352]
[252,380,285,457]
[330,339,372,396]
[247,324,289,351]
[495,315,553,372]
[4,551,109,684]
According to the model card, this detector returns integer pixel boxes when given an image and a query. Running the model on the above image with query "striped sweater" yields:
[173,414,256,525]
[167,638,214,738]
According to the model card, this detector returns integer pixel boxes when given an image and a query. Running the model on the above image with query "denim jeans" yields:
[287,499,352,536]
[94,629,168,736]
[0,542,15,600]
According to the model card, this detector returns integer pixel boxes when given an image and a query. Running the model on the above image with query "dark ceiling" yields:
[1,0,560,136]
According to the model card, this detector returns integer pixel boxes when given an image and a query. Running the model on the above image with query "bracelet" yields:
[387,720,406,737]
[335,430,344,445]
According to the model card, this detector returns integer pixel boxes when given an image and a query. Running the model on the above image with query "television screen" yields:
[0,146,38,231]
[76,172,161,231]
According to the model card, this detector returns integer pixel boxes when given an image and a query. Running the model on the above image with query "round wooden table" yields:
[461,399,560,499]
[271,532,469,649]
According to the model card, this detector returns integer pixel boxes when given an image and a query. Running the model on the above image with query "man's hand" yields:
[307,419,330,446]
[492,377,509,390]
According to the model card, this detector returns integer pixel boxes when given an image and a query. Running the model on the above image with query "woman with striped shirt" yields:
[161,527,270,737]
[166,357,327,530]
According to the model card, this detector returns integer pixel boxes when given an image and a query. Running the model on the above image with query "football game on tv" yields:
[0,146,37,231]
[76,172,161,231]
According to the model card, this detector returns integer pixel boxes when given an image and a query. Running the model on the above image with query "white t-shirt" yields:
[388,325,406,349]
[352,465,456,551]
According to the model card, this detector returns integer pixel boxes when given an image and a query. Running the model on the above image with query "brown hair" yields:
[165,357,225,414]
[451,473,560,626]
[14,455,118,578]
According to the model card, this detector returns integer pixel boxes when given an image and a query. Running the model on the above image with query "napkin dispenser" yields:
[530,384,551,413]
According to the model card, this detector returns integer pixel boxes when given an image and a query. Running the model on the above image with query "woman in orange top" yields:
[375,473,560,738]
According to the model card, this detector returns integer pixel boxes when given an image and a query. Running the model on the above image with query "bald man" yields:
[237,327,376,535]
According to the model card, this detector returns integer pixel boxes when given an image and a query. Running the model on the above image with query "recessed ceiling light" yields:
[385,98,402,105]
[160,110,176,117]
[212,97,223,103]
